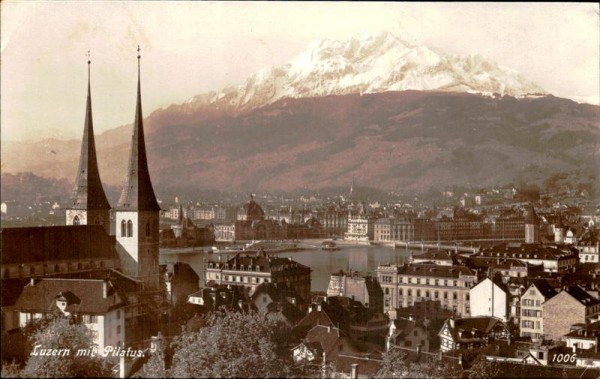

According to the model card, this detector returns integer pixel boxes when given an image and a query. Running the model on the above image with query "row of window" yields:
[223,275,270,284]
[120,220,153,238]
[396,288,465,300]
[521,320,541,329]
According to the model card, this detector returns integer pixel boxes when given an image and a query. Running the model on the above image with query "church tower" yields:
[115,47,161,289]
[524,204,540,244]
[66,54,111,233]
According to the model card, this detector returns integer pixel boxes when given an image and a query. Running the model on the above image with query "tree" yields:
[137,335,170,378]
[467,357,501,379]
[169,309,303,378]
[1,361,22,378]
[21,318,112,378]
[375,347,455,379]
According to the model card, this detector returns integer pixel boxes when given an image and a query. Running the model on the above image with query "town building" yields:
[204,252,311,302]
[576,229,600,264]
[438,316,510,352]
[14,278,126,352]
[469,277,508,322]
[345,213,374,242]
[214,222,236,242]
[519,279,557,341]
[326,270,383,312]
[543,286,600,341]
[376,263,477,319]
[476,242,579,273]
[412,250,455,266]
[319,206,349,237]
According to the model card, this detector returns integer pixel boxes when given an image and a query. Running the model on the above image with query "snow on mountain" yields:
[180,31,548,114]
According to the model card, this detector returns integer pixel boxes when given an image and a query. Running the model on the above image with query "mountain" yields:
[2,32,598,198]
[175,31,547,117]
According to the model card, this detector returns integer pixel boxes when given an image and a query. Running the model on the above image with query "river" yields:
[160,243,423,292]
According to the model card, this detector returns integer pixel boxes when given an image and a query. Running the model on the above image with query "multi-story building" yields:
[318,206,348,236]
[477,242,579,273]
[204,252,311,303]
[214,222,235,242]
[576,229,599,264]
[519,279,557,341]
[14,278,126,352]
[326,270,383,312]
[438,316,510,352]
[469,277,508,321]
[376,263,477,319]
[345,214,374,242]
[374,218,414,242]
[543,286,600,341]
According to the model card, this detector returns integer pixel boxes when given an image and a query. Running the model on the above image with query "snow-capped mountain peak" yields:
[182,31,547,113]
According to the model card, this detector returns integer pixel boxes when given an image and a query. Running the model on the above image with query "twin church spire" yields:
[69,47,159,218]
[69,53,111,212]
[116,46,161,211]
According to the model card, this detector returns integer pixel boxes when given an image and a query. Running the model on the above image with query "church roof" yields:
[524,204,539,224]
[69,60,111,211]
[116,51,160,212]
[1,225,119,265]
[243,195,265,221]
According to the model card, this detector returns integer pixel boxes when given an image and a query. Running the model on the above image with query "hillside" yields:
[2,91,599,196]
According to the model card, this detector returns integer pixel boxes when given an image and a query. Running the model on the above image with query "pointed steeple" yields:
[117,46,160,211]
[69,54,111,211]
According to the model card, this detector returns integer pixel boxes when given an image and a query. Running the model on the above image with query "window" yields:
[399,288,403,296]
[116,310,121,320]
[73,215,80,225]
[117,325,121,335]
[127,220,133,237]
[385,288,390,295]
[453,292,457,300]
[121,220,126,237]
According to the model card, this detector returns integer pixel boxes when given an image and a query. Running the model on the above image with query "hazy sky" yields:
[1,2,598,142]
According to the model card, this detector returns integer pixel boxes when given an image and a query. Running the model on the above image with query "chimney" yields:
[350,363,358,379]
[449,318,455,329]
[317,304,322,312]
[416,344,422,355]
[30,276,36,286]
[327,325,331,333]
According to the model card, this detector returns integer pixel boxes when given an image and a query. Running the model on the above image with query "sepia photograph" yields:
[1,1,599,378]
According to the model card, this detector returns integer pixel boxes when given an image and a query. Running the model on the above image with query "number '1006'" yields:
[552,353,576,363]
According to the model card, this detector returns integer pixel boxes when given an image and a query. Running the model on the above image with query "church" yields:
[1,49,163,360]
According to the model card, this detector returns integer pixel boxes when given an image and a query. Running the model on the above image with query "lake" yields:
[160,243,423,292]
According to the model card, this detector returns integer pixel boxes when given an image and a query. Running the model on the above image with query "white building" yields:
[14,278,126,352]
[345,214,374,242]
[469,278,508,322]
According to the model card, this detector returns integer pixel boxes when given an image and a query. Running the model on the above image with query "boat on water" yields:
[321,241,340,251]
[210,246,256,254]
[246,240,300,253]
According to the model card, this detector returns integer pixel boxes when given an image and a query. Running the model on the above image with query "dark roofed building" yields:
[14,277,126,351]
[543,285,600,340]
[204,252,311,303]
[438,316,511,352]
[1,225,120,280]
[477,242,578,273]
